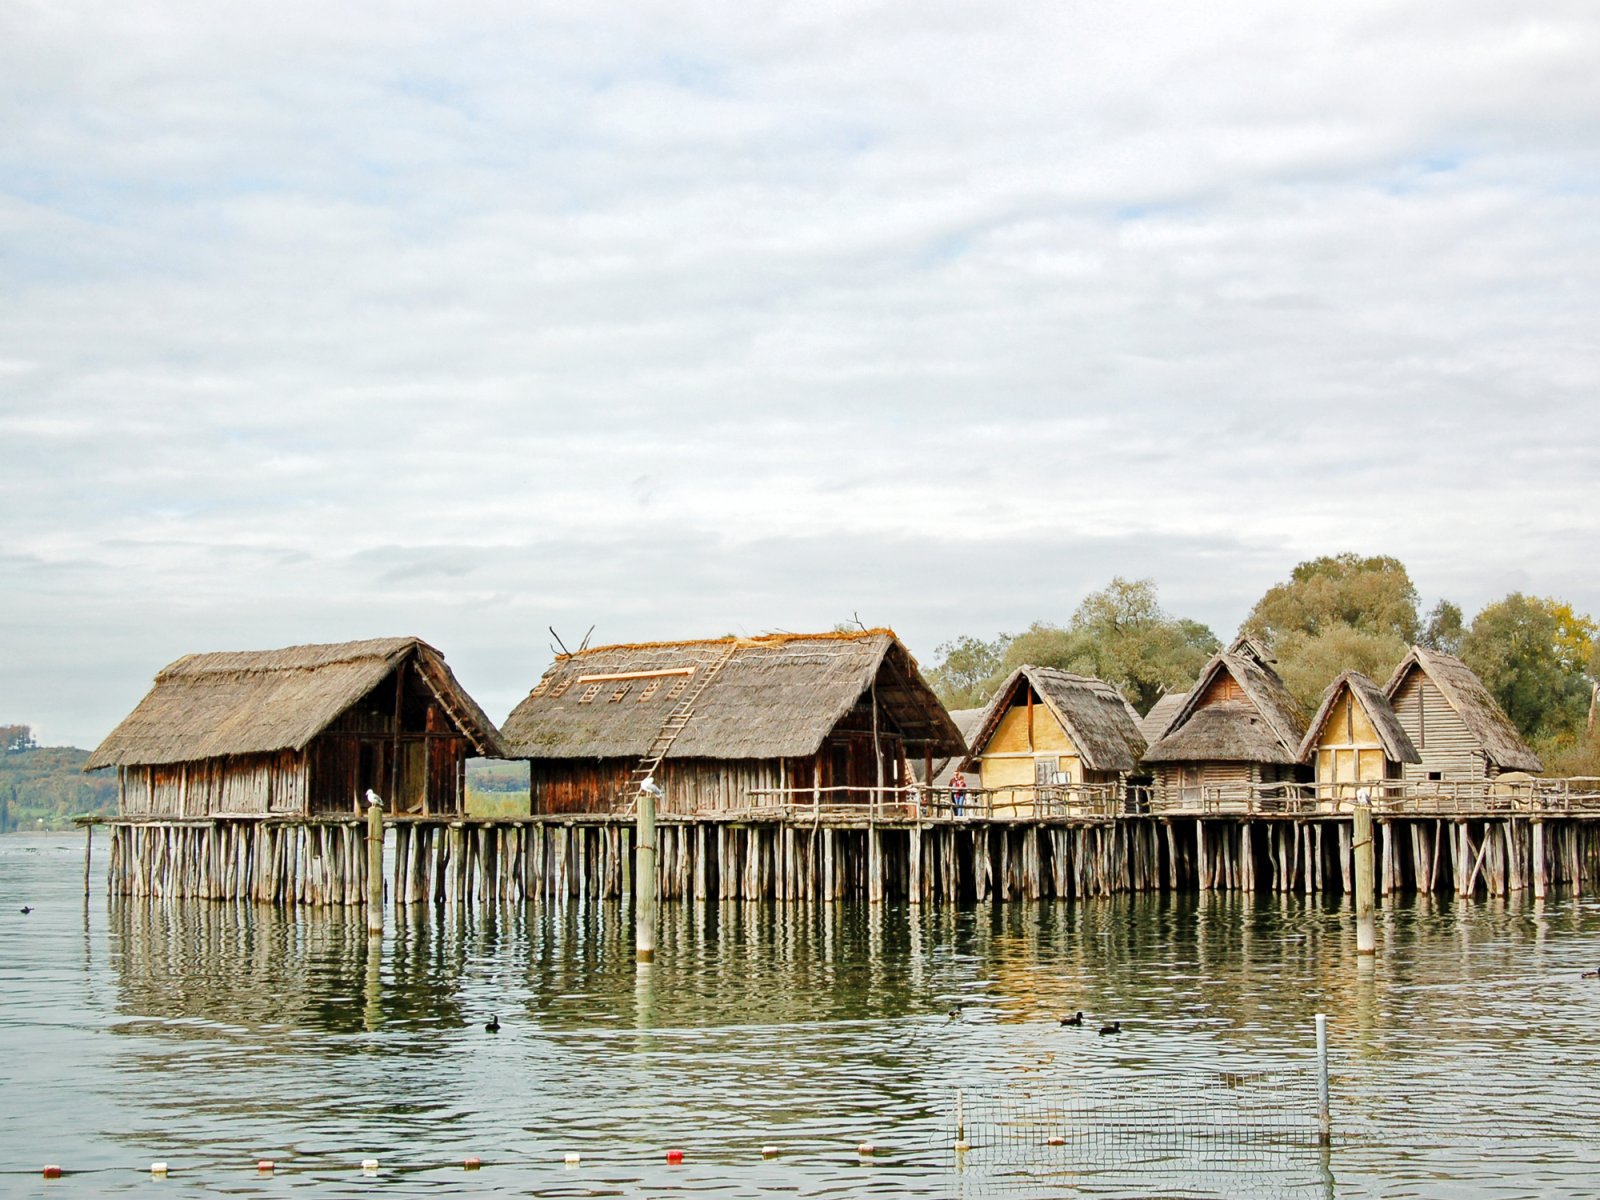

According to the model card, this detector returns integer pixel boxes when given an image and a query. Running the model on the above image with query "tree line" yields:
[0,728,117,831]
[922,554,1600,775]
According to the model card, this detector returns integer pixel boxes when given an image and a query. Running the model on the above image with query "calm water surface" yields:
[2,835,1598,1198]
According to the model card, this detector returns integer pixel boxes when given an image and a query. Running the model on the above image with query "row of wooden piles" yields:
[105,816,1597,905]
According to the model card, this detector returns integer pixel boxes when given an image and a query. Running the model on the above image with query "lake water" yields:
[2,834,1598,1198]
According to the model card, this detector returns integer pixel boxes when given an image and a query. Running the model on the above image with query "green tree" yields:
[1240,554,1421,712]
[1460,593,1596,742]
[1421,600,1466,655]
[925,633,1012,709]
[1065,578,1219,712]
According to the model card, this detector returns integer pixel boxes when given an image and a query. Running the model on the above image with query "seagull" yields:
[1098,1021,1122,1036]
[484,1015,501,1033]
[19,906,32,915]
[365,789,383,808]
[640,777,664,799]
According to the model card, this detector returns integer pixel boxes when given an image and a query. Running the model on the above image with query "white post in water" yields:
[1315,1012,1331,1146]
[366,792,385,936]
[636,776,660,965]
[1353,788,1376,955]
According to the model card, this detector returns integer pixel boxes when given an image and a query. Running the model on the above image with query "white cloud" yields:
[2,0,1598,745]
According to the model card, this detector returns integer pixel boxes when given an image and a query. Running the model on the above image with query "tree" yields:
[1240,554,1422,712]
[1460,593,1595,742]
[1421,600,1466,656]
[1065,578,1219,713]
[925,633,1012,709]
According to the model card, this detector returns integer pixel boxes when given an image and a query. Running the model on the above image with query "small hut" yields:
[500,629,965,814]
[1141,639,1308,810]
[1298,671,1419,806]
[87,638,505,817]
[1382,646,1542,783]
[960,666,1145,815]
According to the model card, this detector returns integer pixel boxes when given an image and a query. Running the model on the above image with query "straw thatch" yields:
[87,638,504,769]
[1138,691,1188,747]
[1297,671,1419,764]
[1383,646,1543,773]
[500,629,964,760]
[1141,650,1306,765]
[964,666,1146,774]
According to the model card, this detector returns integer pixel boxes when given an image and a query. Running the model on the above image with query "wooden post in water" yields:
[1532,820,1547,900]
[83,823,93,897]
[366,798,385,936]
[1353,790,1375,955]
[636,777,659,964]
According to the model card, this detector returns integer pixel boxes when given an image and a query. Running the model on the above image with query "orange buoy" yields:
[463,1156,481,1170]
[256,1160,275,1173]
[42,1165,62,1179]
[1046,1135,1066,1146]
[761,1145,779,1158]
[857,1142,876,1156]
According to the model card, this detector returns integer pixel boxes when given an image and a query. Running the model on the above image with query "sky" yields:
[3,1,1598,748]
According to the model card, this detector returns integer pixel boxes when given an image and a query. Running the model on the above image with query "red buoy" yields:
[42,1165,62,1179]
[464,1156,482,1170]
[666,1148,684,1164]
[256,1160,275,1173]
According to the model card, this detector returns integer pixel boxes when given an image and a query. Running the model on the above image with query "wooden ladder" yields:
[619,640,741,812]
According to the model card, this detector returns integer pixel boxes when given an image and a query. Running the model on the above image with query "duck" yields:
[19,906,32,915]
[1060,1011,1084,1027]
[947,1006,963,1021]
[484,1015,501,1033]
[1583,968,1599,980]
[1098,1021,1122,1036]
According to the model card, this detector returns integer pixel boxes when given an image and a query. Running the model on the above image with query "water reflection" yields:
[4,831,1596,1198]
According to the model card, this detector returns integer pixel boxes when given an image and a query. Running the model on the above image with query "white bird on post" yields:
[365,788,383,809]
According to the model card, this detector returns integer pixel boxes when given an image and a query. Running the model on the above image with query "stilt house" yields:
[87,638,505,817]
[1297,671,1419,806]
[498,630,965,815]
[1138,691,1188,747]
[1140,639,1308,809]
[960,666,1145,815]
[1383,646,1543,783]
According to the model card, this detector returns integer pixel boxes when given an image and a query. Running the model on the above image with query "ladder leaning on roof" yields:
[619,639,742,814]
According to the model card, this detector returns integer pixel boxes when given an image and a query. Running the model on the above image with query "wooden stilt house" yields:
[1140,638,1308,810]
[1383,646,1542,783]
[499,629,965,815]
[1297,671,1419,808]
[960,666,1145,815]
[87,638,505,817]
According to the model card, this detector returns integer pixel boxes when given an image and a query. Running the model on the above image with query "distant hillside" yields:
[1,730,116,831]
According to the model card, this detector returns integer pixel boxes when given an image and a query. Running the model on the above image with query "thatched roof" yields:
[1298,671,1420,764]
[500,629,965,761]
[87,638,504,769]
[964,666,1146,774]
[1138,692,1188,746]
[1141,651,1306,765]
[1384,646,1543,773]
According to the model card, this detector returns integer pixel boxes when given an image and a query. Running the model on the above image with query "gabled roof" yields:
[1141,650,1306,765]
[964,666,1146,774]
[1138,691,1188,747]
[1297,671,1420,764]
[499,629,965,761]
[87,638,505,768]
[1383,646,1543,773]
[910,708,985,785]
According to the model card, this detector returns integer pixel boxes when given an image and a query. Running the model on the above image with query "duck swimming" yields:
[1060,1011,1083,1026]
[484,1015,501,1033]
[1098,1021,1122,1036]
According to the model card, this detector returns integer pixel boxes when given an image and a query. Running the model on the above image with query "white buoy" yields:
[857,1142,876,1156]
[564,1152,581,1166]
[361,1158,379,1174]
[761,1145,779,1158]
[151,1162,168,1177]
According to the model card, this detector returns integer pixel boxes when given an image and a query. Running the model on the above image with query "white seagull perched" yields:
[365,788,383,808]
[639,776,663,799]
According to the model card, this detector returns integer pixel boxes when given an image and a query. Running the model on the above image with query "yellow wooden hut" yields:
[1297,670,1419,807]
[1382,646,1542,784]
[960,666,1145,816]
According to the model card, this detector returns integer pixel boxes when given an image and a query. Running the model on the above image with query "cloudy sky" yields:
[4,1,1598,747]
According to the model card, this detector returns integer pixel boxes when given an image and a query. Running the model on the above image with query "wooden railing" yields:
[1147,778,1600,818]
